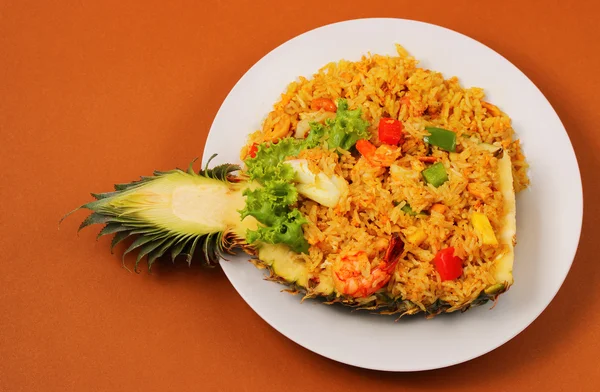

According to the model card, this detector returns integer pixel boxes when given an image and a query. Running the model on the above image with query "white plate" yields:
[203,18,583,371]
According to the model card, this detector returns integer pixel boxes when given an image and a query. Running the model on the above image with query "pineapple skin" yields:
[250,252,507,319]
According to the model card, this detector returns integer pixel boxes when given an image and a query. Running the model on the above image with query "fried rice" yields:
[241,44,529,311]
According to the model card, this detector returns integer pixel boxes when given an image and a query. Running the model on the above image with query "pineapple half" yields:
[68,151,516,317]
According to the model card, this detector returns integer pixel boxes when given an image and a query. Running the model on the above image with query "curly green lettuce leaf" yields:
[245,99,368,183]
[246,209,309,254]
[244,123,326,183]
[303,121,327,148]
[239,98,368,254]
[326,99,370,151]
[242,138,310,253]
[244,139,298,183]
[240,181,298,226]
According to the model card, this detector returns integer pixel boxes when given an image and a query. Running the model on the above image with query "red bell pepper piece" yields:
[248,143,259,158]
[378,118,404,145]
[433,247,463,281]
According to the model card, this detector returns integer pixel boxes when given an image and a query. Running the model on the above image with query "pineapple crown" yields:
[61,155,245,272]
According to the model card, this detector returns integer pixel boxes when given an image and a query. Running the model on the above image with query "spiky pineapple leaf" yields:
[110,230,133,253]
[65,158,249,270]
[78,213,112,232]
[97,222,129,240]
[170,238,189,262]
[147,236,180,270]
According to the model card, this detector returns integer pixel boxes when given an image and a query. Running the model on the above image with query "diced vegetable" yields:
[356,139,376,159]
[401,204,416,216]
[424,127,457,152]
[430,203,447,214]
[433,247,463,281]
[471,212,498,245]
[378,118,404,145]
[407,229,427,246]
[400,203,426,216]
[248,143,259,158]
[421,162,448,187]
[417,156,438,163]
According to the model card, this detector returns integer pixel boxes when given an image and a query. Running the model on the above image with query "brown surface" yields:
[1,1,599,391]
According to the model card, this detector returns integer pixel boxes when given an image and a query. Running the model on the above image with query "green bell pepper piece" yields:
[424,127,457,152]
[401,203,417,216]
[421,162,449,187]
[400,203,427,216]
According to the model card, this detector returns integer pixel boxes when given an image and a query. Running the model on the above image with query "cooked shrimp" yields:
[370,144,402,167]
[333,234,404,298]
[310,98,337,112]
[350,156,385,182]
[356,141,401,167]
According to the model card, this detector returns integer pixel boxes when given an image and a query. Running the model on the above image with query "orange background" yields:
[1,1,599,391]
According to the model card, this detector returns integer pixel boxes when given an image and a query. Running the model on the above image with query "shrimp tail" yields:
[384,233,404,271]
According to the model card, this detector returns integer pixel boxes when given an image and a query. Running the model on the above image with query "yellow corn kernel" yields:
[471,212,498,245]
[407,229,427,246]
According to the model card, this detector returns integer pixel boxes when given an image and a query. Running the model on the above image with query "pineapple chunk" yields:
[260,244,309,287]
[494,151,517,285]
[407,229,427,246]
[471,212,498,245]
[258,243,334,295]
[286,159,347,208]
